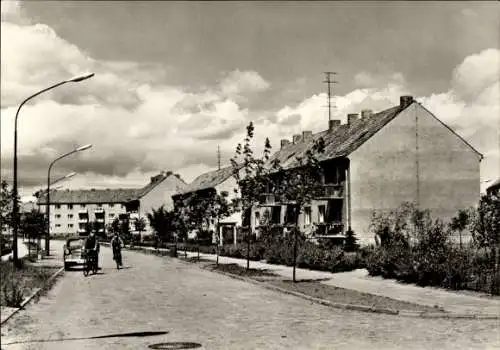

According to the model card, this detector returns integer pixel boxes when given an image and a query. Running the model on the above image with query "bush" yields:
[2,280,24,307]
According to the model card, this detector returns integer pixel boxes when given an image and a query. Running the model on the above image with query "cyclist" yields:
[110,232,124,268]
[84,231,99,270]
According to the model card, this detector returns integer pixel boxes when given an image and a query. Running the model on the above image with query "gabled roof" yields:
[268,105,405,169]
[175,165,237,196]
[37,173,181,204]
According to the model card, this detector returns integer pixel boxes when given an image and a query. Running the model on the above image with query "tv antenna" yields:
[323,72,338,121]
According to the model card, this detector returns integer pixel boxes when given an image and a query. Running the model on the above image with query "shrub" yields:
[2,280,24,307]
[343,229,359,252]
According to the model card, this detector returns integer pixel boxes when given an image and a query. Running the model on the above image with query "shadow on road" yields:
[148,342,203,349]
[1,331,169,346]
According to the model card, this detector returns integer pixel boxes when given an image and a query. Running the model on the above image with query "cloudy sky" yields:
[1,1,499,198]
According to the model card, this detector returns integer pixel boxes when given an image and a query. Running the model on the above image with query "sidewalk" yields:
[175,250,500,316]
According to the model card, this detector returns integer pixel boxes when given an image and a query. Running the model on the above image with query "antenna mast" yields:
[217,145,221,170]
[323,72,338,121]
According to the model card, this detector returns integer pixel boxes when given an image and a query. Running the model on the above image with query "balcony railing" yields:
[259,193,279,205]
[314,222,343,235]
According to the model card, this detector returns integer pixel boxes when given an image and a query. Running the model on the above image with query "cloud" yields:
[219,69,270,102]
[0,5,263,195]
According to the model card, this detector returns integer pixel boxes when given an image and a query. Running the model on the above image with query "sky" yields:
[1,0,499,199]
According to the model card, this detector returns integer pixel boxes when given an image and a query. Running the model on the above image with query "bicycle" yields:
[82,249,98,276]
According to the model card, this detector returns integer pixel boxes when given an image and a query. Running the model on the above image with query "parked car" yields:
[63,238,85,270]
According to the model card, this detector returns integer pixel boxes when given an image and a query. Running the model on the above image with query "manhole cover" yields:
[148,342,202,349]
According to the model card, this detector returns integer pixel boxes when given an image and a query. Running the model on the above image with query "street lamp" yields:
[46,145,92,255]
[12,73,94,265]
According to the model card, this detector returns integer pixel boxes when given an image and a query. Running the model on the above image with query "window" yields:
[109,213,115,218]
[55,214,61,219]
[97,204,103,208]
[68,214,73,219]
[270,206,281,224]
[55,204,61,210]
[255,212,260,226]
[55,224,61,228]
[109,204,114,208]
[285,205,298,225]
[68,204,73,210]
[80,204,86,209]
[318,205,325,223]
[68,224,74,228]
[304,207,311,226]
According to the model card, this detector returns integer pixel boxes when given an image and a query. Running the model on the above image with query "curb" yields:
[1,266,64,326]
[186,259,500,320]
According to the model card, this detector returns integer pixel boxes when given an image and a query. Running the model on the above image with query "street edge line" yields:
[1,266,64,326]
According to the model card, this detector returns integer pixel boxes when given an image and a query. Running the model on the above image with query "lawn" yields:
[0,259,59,307]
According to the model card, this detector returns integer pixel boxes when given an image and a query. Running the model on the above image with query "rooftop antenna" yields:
[323,72,338,121]
[217,145,221,170]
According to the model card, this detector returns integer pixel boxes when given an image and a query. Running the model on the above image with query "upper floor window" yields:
[68,204,73,210]
[68,214,73,219]
[55,224,61,228]
[109,213,115,218]
[255,212,260,226]
[109,204,114,208]
[55,204,61,210]
[80,204,86,209]
[55,214,61,219]
[304,207,312,226]
[318,205,325,223]
[97,204,103,208]
[68,224,74,228]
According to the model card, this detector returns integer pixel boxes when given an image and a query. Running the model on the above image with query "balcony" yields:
[259,193,283,205]
[319,183,344,199]
[78,217,89,223]
[95,218,105,223]
[314,222,344,236]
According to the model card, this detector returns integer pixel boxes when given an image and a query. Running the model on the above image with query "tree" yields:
[471,192,500,273]
[107,217,121,237]
[344,229,360,252]
[134,217,147,244]
[0,181,15,233]
[269,137,326,282]
[231,122,273,270]
[20,209,46,256]
[450,208,473,249]
[209,191,232,266]
[147,206,176,246]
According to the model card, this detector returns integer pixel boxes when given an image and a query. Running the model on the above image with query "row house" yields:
[252,95,482,245]
[37,171,186,237]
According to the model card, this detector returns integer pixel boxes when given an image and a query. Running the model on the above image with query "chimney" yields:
[280,139,291,149]
[292,134,302,144]
[400,95,414,107]
[361,109,373,120]
[328,119,341,131]
[347,113,359,126]
[302,131,313,142]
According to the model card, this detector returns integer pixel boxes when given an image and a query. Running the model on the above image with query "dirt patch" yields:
[268,279,445,313]
[205,263,279,278]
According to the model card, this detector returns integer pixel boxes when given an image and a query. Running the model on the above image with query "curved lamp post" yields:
[12,73,94,264]
[46,145,92,255]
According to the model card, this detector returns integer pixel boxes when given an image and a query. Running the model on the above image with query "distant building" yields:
[486,178,500,196]
[36,172,186,237]
[252,95,482,245]
[172,165,242,245]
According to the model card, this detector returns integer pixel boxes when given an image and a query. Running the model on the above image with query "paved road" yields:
[1,247,499,350]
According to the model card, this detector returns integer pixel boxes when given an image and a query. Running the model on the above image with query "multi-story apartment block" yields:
[251,95,482,245]
[37,171,186,237]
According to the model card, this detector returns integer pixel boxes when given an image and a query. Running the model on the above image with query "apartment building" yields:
[37,171,186,237]
[252,95,482,245]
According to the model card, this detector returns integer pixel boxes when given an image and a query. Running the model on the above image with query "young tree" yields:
[231,122,273,270]
[134,217,147,244]
[344,229,360,252]
[209,191,232,266]
[472,192,500,273]
[450,208,473,249]
[270,137,325,282]
[20,209,46,256]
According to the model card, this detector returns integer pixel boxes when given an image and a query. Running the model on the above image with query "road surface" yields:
[1,246,499,350]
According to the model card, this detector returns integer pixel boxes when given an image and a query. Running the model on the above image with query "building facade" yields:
[37,172,186,237]
[251,95,482,245]
[172,165,243,245]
